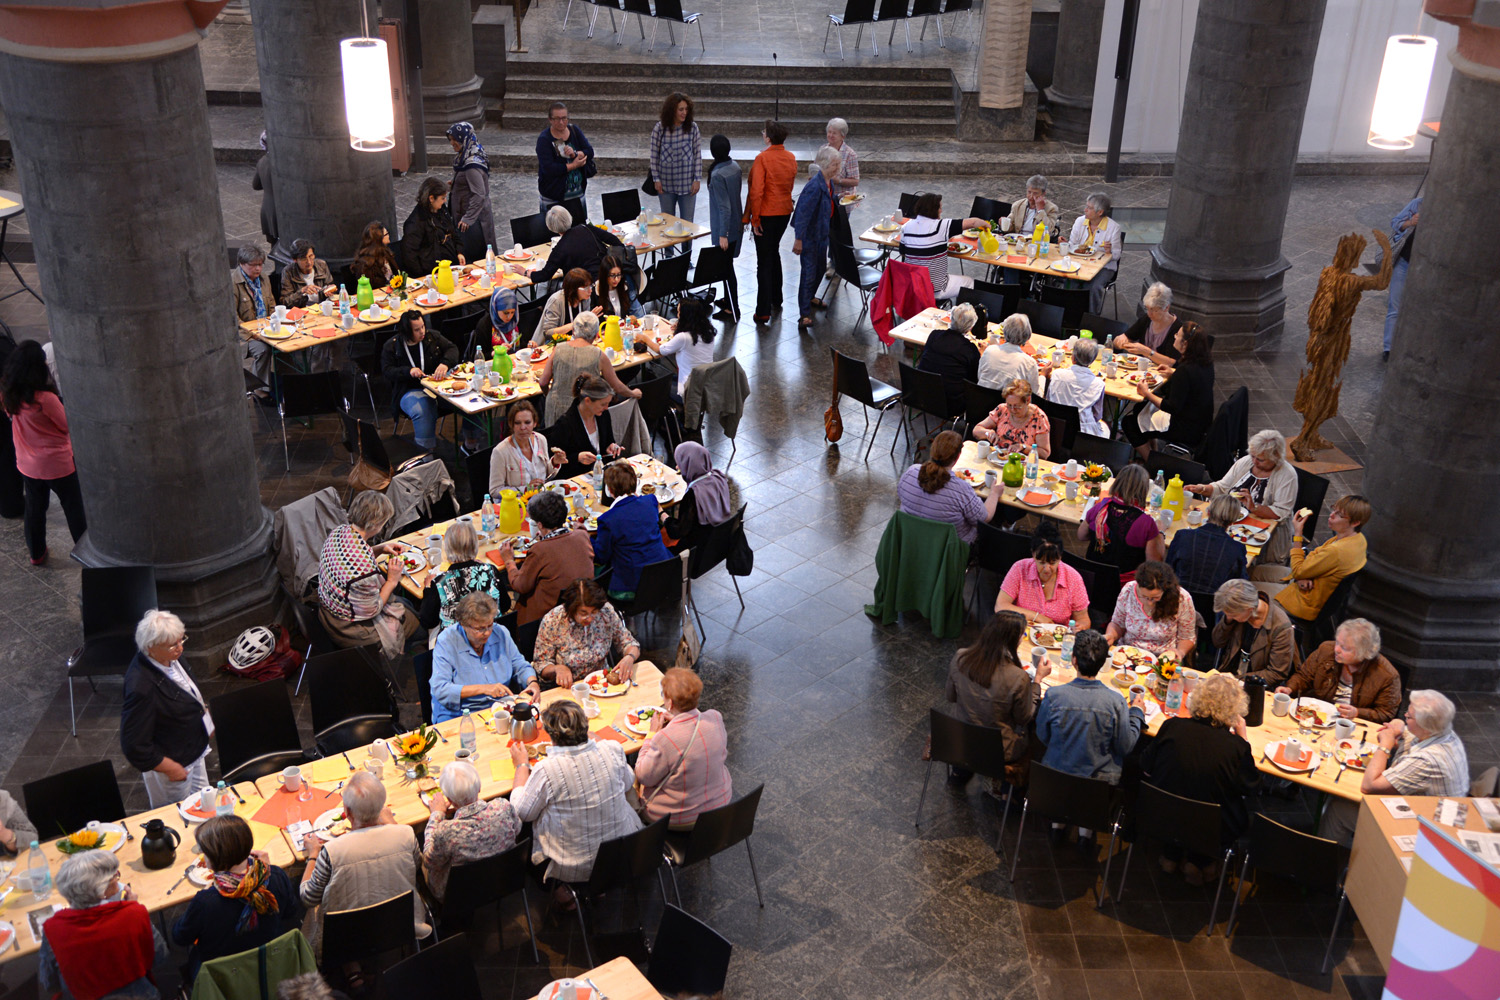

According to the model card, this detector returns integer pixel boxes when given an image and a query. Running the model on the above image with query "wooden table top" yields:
[859,223,1111,281]
[527,956,665,1000]
[267,663,665,863]
[0,783,294,963]
[889,307,1160,404]
[419,336,658,417]
[386,453,686,598]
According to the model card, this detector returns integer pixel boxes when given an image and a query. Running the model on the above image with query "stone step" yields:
[507,57,957,82]
[503,92,955,120]
[494,109,956,136]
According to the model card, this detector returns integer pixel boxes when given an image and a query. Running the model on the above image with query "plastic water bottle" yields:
[485,244,496,279]
[215,780,234,817]
[473,345,487,380]
[24,841,49,901]
[1039,223,1049,257]
[1060,620,1076,670]
[1024,443,1039,484]
[480,494,496,536]
[1165,675,1184,713]
[459,709,477,753]
[1150,469,1166,510]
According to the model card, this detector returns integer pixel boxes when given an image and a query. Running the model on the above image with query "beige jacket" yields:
[1007,196,1061,236]
[300,823,428,955]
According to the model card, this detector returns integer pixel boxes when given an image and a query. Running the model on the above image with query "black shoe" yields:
[1382,350,1390,362]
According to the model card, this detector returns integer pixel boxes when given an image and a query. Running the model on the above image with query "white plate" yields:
[312,807,350,839]
[440,381,473,396]
[1228,524,1272,545]
[947,242,974,255]
[582,669,629,698]
[502,251,532,262]
[1110,646,1158,670]
[178,789,218,824]
[261,325,296,340]
[60,822,127,854]
[420,293,449,306]
[839,194,864,206]
[1028,623,1070,648]
[187,858,213,889]
[872,222,902,233]
[536,981,597,1000]
[1336,739,1374,769]
[1265,739,1321,773]
[360,308,387,322]
[1050,259,1081,273]
[1292,697,1338,728]
[622,704,662,736]
[0,921,13,955]
[1016,488,1061,508]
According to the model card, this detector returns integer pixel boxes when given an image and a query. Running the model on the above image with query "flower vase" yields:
[401,757,429,781]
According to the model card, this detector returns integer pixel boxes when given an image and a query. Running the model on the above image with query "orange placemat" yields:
[591,726,628,744]
[1235,516,1273,530]
[250,786,342,828]
[1006,255,1029,264]
[310,328,342,339]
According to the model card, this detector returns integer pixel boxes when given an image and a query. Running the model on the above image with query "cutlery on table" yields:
[230,783,247,805]
[584,977,608,999]
[342,752,355,771]
[1335,763,1348,784]
[165,865,195,896]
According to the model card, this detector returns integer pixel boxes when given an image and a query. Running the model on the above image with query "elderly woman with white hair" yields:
[301,771,428,954]
[791,144,842,327]
[1185,427,1298,564]
[821,117,859,193]
[40,850,167,1000]
[1115,281,1184,365]
[317,490,419,664]
[1210,578,1298,685]
[1067,192,1124,313]
[1007,174,1060,235]
[527,203,623,286]
[916,301,981,414]
[1045,338,1107,436]
[423,761,521,900]
[122,608,214,807]
[978,313,1043,395]
[536,306,640,427]
[1277,618,1402,723]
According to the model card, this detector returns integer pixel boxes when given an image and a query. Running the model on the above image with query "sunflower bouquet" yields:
[56,828,106,854]
[1080,462,1111,498]
[549,329,571,345]
[393,725,439,777]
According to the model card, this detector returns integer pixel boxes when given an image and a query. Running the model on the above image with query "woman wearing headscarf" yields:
[446,121,495,261]
[487,285,522,351]
[707,134,743,320]
[664,441,733,551]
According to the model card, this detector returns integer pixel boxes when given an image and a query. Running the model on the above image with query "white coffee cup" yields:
[276,765,302,791]
[198,787,215,811]
[274,305,287,325]
[1333,718,1356,741]
[1186,509,1204,526]
[999,217,1012,232]
[1283,737,1306,764]
[571,681,590,702]
[320,300,333,316]
[427,290,441,305]
[364,759,384,779]
[984,470,997,490]
[371,739,391,760]
[1272,692,1292,717]
[1065,480,1078,501]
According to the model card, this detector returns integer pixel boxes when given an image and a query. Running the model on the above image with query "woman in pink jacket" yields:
[635,667,732,829]
[1,341,86,565]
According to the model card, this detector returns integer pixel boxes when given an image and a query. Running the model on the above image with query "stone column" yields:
[417,0,484,127]
[1350,9,1500,690]
[1045,0,1106,143]
[1148,0,1327,349]
[977,0,1032,109]
[250,0,396,267]
[0,1,280,669]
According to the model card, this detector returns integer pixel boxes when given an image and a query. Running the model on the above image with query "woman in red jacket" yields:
[0,341,86,565]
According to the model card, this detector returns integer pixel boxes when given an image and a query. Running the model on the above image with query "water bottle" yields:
[1039,223,1049,257]
[1165,675,1184,713]
[1060,620,1076,670]
[473,345,487,380]
[25,841,50,901]
[215,780,234,817]
[1150,469,1165,510]
[459,709,477,753]
[480,494,496,536]
[485,244,496,278]
[1024,442,1039,484]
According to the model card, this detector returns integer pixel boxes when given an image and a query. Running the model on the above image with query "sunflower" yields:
[391,272,405,290]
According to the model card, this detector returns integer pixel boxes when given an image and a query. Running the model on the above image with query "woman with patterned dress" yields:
[423,761,520,901]
[972,378,1051,458]
[317,491,419,664]
[532,579,641,688]
[418,520,508,640]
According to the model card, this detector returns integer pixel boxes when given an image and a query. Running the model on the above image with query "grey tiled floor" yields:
[0,163,1492,1000]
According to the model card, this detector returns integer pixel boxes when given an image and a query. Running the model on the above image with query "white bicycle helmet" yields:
[228,626,276,669]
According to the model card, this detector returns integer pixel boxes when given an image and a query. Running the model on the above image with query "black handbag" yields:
[640,171,655,195]
[726,525,754,577]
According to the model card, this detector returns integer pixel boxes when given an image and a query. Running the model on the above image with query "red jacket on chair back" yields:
[871,260,936,344]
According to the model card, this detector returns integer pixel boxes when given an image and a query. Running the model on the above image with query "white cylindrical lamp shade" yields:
[341,37,395,152]
[1368,34,1438,151]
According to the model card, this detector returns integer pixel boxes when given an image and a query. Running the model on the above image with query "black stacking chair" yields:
[562,818,671,968]
[961,379,1005,438]
[1017,299,1065,338]
[957,285,1016,327]
[1226,814,1349,972]
[641,253,692,309]
[382,932,482,1000]
[876,0,912,50]
[436,840,539,962]
[662,784,765,908]
[1116,782,1235,935]
[1145,450,1209,487]
[464,444,497,511]
[611,557,685,642]
[413,650,434,725]
[1293,571,1361,659]
[690,246,739,321]
[1193,386,1250,477]
[1068,432,1132,473]
[1294,467,1331,545]
[349,416,424,479]
[1189,590,1218,671]
[208,680,308,784]
[650,0,704,54]
[824,0,879,58]
[306,647,398,757]
[616,0,653,44]
[66,564,157,736]
[1061,549,1121,626]
[916,709,1014,854]
[897,362,957,451]
[1040,286,1092,332]
[828,231,882,329]
[684,505,749,638]
[322,891,419,976]
[24,761,127,837]
[562,197,588,228]
[1033,395,1080,459]
[601,188,642,224]
[1008,762,1124,906]
[970,522,1033,614]
[647,905,733,997]
[968,195,1008,223]
[509,212,550,249]
[276,371,348,471]
[898,191,920,218]
[1080,312,1128,343]
[832,350,903,460]
[284,589,340,696]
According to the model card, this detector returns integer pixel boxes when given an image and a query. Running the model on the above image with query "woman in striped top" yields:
[896,429,1002,545]
[899,192,992,300]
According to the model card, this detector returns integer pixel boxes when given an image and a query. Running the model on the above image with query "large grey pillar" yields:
[250,0,396,267]
[417,0,484,128]
[0,5,279,670]
[1148,0,1327,350]
[1350,28,1500,690]
[1045,0,1106,143]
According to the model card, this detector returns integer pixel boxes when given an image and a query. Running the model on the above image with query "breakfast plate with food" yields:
[1028,623,1070,648]
[1293,698,1337,729]
[379,549,427,575]
[582,670,629,698]
[1110,646,1158,670]
[312,808,351,839]
[441,380,471,396]
[947,241,974,255]
[1228,524,1273,545]
[1336,740,1374,769]
[840,193,865,206]
[623,705,662,736]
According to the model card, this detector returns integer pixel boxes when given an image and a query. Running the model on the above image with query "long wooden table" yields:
[0,783,295,964]
[264,663,666,863]
[890,307,1159,404]
[1346,795,1492,970]
[529,956,665,1000]
[859,222,1113,282]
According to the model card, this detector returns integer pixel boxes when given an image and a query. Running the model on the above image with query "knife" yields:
[584,977,609,999]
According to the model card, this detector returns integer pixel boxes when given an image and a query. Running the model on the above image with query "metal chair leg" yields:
[1097,820,1121,909]
[68,677,77,737]
[1008,800,1029,880]
[667,861,682,906]
[568,886,595,968]
[279,410,290,471]
[996,783,1014,858]
[914,761,934,826]
[823,20,833,52]
[1207,847,1234,936]
[1116,842,1135,901]
[519,885,540,963]
[563,0,574,26]
[745,838,764,907]
[1321,888,1348,974]
[729,574,744,609]
[1225,852,1252,935]
[866,407,888,462]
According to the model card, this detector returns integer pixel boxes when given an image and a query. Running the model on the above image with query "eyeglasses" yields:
[550,114,569,122]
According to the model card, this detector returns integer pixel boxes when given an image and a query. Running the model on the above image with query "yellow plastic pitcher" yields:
[978,228,999,255]
[497,489,525,534]
[430,260,456,296]
[1162,474,1186,523]
[601,314,624,352]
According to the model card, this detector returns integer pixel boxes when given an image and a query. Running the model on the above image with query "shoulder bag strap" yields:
[640,719,702,806]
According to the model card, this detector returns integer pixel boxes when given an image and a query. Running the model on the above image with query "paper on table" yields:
[1457,830,1500,866]
[1474,797,1500,832]
[1391,834,1418,853]
[1380,797,1415,820]
[1399,856,1412,873]
[1436,797,1470,828]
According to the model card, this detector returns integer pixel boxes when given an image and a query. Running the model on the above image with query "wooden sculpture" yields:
[1290,230,1393,461]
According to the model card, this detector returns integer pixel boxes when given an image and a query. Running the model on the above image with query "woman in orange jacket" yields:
[743,118,797,324]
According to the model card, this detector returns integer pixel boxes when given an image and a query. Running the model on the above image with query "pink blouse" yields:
[1109,582,1197,656]
[1000,559,1090,624]
[10,391,74,480]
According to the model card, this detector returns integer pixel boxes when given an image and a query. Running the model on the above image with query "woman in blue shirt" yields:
[594,460,672,601]
[791,144,840,328]
[431,592,539,723]
[707,134,743,319]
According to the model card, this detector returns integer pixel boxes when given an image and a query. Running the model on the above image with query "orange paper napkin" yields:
[250,785,342,828]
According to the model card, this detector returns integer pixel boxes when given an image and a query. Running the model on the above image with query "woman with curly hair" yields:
[1104,560,1196,662]
[649,92,702,256]
[350,220,399,285]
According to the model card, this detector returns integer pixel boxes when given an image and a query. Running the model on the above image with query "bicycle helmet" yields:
[228,626,276,669]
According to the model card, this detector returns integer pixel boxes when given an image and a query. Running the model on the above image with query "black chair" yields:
[690,246,739,321]
[960,379,1005,437]
[306,647,397,757]
[1068,432,1132,473]
[616,0,652,45]
[1017,299,1065,338]
[321,891,419,976]
[1226,813,1348,973]
[562,817,671,968]
[647,905,733,997]
[24,761,127,838]
[1188,590,1218,670]
[208,680,308,784]
[641,252,692,309]
[66,564,157,737]
[832,349,902,460]
[970,522,1034,614]
[898,191,920,218]
[1008,763,1124,906]
[502,614,541,662]
[1293,570,1361,659]
[611,557,686,641]
[601,188,642,225]
[957,285,1018,327]
[1033,395,1080,459]
[975,274,1024,300]
[351,416,424,477]
[908,0,947,46]
[437,840,539,962]
[1193,386,1249,479]
[1040,286,1091,331]
[464,444,497,511]
[663,784,765,908]
[562,197,588,228]
[897,362,957,450]
[833,202,886,270]
[413,650,434,725]
[1145,450,1209,486]
[684,505,749,638]
[827,229,883,329]
[824,0,879,59]
[968,195,1007,223]
[650,0,704,54]
[382,932,481,1000]
[1061,549,1122,626]
[517,302,544,346]
[634,371,679,454]
[915,709,1014,852]
[276,371,348,471]
[1294,466,1331,545]
[1116,782,1235,935]
[509,212,550,249]
[284,589,339,695]
[1104,228,1126,313]
[1080,312,1128,343]
[876,0,911,50]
